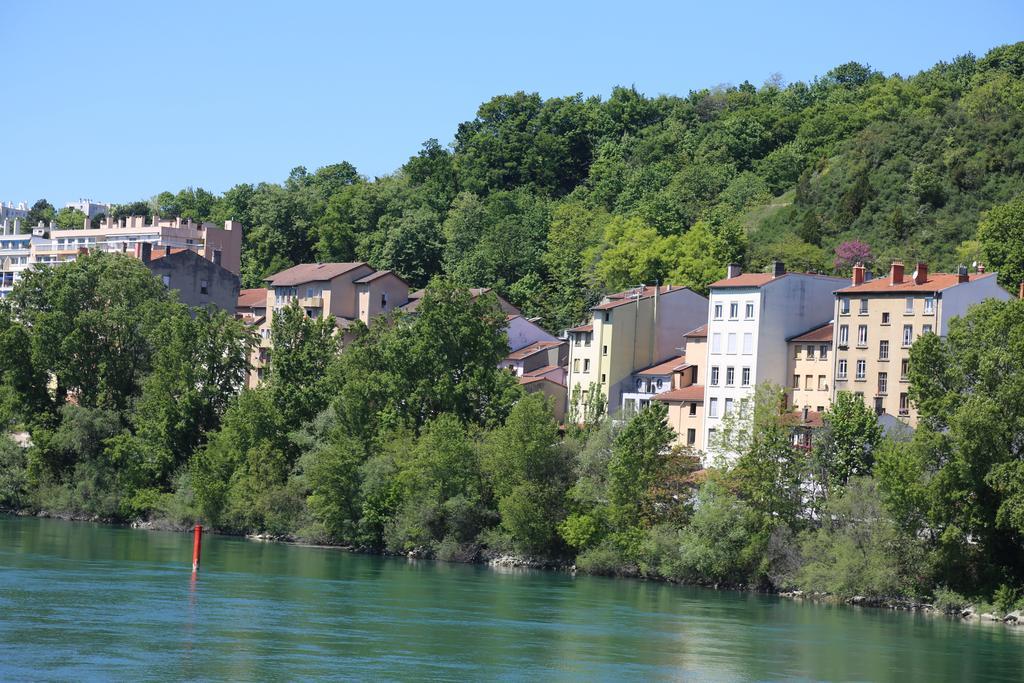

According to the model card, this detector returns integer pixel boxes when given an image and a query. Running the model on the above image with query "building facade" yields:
[832,261,1010,425]
[787,322,834,413]
[140,246,240,312]
[0,202,28,221]
[702,263,846,460]
[565,285,708,420]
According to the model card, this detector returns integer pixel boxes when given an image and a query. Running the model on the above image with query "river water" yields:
[1,516,1022,681]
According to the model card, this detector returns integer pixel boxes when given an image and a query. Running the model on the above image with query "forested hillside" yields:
[32,42,1024,330]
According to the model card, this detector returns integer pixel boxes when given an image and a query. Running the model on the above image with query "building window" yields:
[924,297,935,315]
[922,324,933,335]
[200,279,209,295]
[710,366,720,386]
[859,298,869,314]
[624,398,636,415]
[741,367,750,386]
[882,311,890,325]
[902,324,913,347]
[689,403,697,416]
[601,373,607,383]
[837,360,848,380]
[726,367,735,386]
[905,297,914,314]
[711,333,722,353]
[742,333,753,354]
[745,302,754,319]
[806,345,815,360]
[879,339,889,360]
[793,374,801,389]
[687,428,696,445]
[727,333,737,354]
[840,298,850,315]
[878,372,888,395]
[602,345,608,356]
[713,303,723,320]
[708,428,717,445]
[819,344,829,360]
[573,359,580,372]
[818,375,828,391]
[574,335,581,347]
[729,302,739,319]
[899,393,910,415]
[603,312,610,322]
[856,359,866,380]
[583,359,590,372]
[381,292,388,309]
[709,398,719,418]
[161,275,170,287]
[839,324,849,347]
[901,358,910,380]
[805,375,813,391]
[794,345,801,360]
[857,325,868,347]
[724,398,734,415]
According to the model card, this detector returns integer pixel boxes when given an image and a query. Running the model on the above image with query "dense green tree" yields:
[25,199,55,227]
[977,195,1024,291]
[811,391,884,492]
[54,207,87,230]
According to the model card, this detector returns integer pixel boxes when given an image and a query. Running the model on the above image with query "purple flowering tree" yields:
[834,240,872,273]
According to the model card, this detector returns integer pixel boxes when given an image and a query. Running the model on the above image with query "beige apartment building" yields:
[248,262,410,387]
[787,322,834,413]
[565,285,708,420]
[832,261,1010,424]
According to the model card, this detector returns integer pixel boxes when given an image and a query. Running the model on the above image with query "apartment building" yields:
[139,245,240,311]
[65,200,111,221]
[565,285,707,420]
[0,202,28,221]
[832,261,1010,424]
[35,215,243,276]
[249,262,410,387]
[0,219,36,295]
[702,262,846,459]
[787,322,834,413]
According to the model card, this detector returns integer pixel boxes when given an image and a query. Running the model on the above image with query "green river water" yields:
[1,515,1022,681]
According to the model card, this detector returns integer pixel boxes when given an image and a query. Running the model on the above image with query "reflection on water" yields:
[1,516,1022,681]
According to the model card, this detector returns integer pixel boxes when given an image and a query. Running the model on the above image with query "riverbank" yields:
[7,508,1022,629]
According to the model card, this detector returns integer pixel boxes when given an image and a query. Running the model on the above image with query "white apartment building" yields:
[0,202,28,221]
[65,200,111,221]
[702,262,847,460]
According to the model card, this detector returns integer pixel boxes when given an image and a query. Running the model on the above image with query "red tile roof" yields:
[835,272,995,294]
[592,285,690,310]
[708,272,778,288]
[653,385,705,402]
[567,323,593,333]
[636,355,688,376]
[519,375,566,388]
[237,288,268,309]
[782,410,824,429]
[684,324,707,338]
[266,262,369,286]
[524,364,562,377]
[788,322,833,343]
[505,340,563,361]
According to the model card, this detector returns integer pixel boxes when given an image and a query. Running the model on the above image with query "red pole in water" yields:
[192,525,203,572]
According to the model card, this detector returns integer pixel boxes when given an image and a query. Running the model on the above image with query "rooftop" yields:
[636,355,688,376]
[265,262,368,286]
[523,364,562,378]
[592,285,689,310]
[652,385,705,402]
[354,269,403,285]
[567,323,593,333]
[237,288,268,309]
[788,322,834,343]
[782,410,824,429]
[835,271,996,294]
[709,272,845,289]
[505,340,563,361]
[683,324,707,338]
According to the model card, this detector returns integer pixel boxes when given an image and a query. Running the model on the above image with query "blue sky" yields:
[2,0,1022,205]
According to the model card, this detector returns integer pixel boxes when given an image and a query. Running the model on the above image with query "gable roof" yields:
[835,272,996,294]
[567,323,593,333]
[684,324,707,338]
[709,272,847,289]
[265,262,369,286]
[788,322,834,343]
[354,269,407,286]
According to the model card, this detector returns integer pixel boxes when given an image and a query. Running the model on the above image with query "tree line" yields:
[20,42,1024,333]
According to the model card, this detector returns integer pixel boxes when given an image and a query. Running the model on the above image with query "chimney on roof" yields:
[727,263,742,279]
[133,242,152,263]
[912,261,928,285]
[771,260,785,278]
[890,260,904,285]
[852,262,865,286]
[957,264,969,284]
[977,262,985,274]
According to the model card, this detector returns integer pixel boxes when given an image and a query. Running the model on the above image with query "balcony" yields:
[299,296,323,308]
